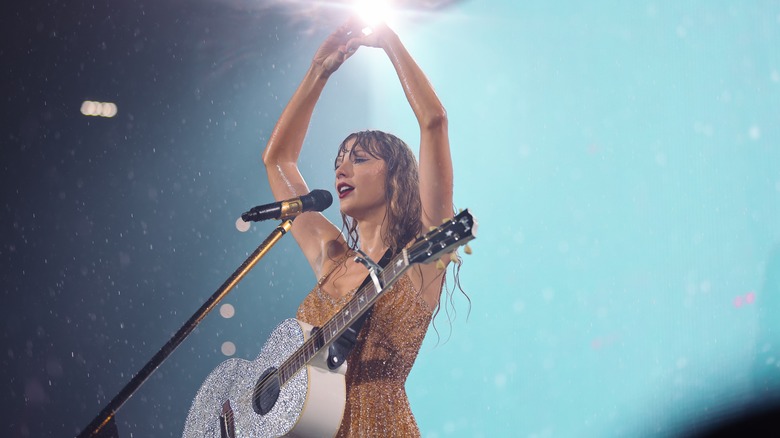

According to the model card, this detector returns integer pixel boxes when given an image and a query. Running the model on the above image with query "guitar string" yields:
[224,233,440,411]
[232,217,467,410]
[197,215,471,424]
[230,238,430,413]
[228,254,406,409]
[230,282,378,410]
[253,261,397,399]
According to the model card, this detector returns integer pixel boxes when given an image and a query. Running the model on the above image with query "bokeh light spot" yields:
[235,217,250,232]
[219,303,235,319]
[221,341,236,356]
[80,100,118,118]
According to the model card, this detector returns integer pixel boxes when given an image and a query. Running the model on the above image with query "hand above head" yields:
[344,21,398,52]
[312,19,365,77]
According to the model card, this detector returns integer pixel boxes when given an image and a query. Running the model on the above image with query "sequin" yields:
[297,255,434,437]
[182,319,309,437]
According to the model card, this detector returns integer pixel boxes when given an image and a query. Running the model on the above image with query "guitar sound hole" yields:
[253,367,280,415]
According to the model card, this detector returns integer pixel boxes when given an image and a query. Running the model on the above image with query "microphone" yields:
[240,189,333,223]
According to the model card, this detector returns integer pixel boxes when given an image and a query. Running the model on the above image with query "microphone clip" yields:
[279,198,304,220]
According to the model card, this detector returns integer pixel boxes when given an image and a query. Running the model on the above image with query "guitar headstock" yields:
[407,209,477,265]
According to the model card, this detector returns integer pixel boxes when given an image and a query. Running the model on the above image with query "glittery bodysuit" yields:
[296,254,433,437]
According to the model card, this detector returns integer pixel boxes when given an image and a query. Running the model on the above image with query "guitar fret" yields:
[186,211,475,435]
[315,330,323,350]
[277,253,416,386]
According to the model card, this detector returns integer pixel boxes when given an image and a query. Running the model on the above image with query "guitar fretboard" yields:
[277,250,410,385]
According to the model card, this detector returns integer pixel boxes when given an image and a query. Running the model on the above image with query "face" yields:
[334,137,388,220]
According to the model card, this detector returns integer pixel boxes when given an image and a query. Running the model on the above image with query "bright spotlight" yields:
[354,0,393,29]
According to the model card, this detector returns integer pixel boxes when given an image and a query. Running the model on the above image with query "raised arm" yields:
[345,25,454,309]
[346,25,454,229]
[261,22,358,276]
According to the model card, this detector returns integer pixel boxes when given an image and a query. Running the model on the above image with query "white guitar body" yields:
[182,319,346,438]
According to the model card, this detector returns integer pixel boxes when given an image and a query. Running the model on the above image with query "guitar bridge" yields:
[219,399,236,438]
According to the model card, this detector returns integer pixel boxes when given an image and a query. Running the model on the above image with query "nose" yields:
[335,160,351,178]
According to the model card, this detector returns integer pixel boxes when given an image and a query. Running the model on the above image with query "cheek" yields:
[372,162,388,177]
[371,168,388,189]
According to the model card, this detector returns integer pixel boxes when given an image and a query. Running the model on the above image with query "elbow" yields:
[422,107,448,132]
[261,148,277,168]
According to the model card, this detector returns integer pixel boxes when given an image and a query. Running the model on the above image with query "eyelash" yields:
[335,156,368,170]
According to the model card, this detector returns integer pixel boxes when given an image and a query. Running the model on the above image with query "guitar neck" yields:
[277,250,410,385]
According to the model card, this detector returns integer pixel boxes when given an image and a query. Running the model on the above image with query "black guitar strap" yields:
[326,248,395,370]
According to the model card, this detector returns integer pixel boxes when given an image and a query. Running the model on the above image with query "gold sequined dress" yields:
[296,254,433,437]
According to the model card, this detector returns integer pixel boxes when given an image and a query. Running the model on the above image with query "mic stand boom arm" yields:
[77,219,295,438]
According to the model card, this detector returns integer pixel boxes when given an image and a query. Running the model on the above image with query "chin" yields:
[339,203,367,222]
[337,201,353,217]
[339,206,356,219]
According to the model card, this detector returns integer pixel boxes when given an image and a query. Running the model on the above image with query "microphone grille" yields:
[307,189,333,211]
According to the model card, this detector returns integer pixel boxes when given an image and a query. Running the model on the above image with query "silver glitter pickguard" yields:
[182,319,308,438]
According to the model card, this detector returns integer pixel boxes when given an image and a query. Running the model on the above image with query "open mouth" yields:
[337,184,354,199]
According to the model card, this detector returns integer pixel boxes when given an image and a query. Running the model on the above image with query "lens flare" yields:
[354,0,393,28]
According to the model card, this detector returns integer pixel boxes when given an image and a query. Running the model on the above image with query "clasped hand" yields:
[312,18,395,77]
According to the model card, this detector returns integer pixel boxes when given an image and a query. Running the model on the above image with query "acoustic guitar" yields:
[183,210,476,438]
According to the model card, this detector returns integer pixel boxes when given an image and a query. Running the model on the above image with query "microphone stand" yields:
[77,219,295,438]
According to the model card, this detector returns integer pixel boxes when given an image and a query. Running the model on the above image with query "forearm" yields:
[261,63,330,166]
[382,32,447,130]
[381,31,453,223]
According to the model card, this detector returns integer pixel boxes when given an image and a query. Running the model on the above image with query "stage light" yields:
[80,100,118,118]
[354,0,394,31]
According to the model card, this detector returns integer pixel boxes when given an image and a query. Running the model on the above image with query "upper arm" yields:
[264,160,344,277]
[415,112,455,308]
[418,112,453,230]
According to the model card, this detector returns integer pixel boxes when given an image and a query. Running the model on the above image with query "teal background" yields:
[397,2,780,436]
[2,1,779,436]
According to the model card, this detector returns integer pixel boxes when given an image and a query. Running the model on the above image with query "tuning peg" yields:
[449,252,459,263]
[436,259,446,270]
[464,244,472,255]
